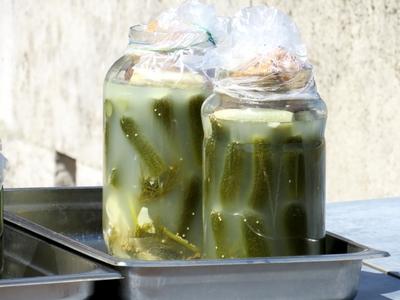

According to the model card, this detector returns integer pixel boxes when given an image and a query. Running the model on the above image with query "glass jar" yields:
[103,25,212,260]
[0,188,3,272]
[202,90,327,259]
[0,150,5,272]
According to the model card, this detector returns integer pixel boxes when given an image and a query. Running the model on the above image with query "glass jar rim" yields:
[128,24,213,51]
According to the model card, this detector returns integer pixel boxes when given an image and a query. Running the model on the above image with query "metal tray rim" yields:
[4,211,389,268]
[0,273,120,288]
[0,224,123,288]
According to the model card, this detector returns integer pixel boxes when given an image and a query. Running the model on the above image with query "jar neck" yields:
[214,91,327,119]
[214,82,321,103]
[128,24,213,52]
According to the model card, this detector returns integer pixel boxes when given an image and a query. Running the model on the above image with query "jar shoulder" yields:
[202,92,327,119]
[105,54,135,83]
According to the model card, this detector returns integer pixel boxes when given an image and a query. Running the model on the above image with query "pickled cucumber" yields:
[249,138,272,211]
[120,116,166,176]
[281,203,308,255]
[178,176,201,238]
[153,97,174,135]
[242,213,271,257]
[219,142,244,206]
[189,95,205,163]
[210,211,228,258]
[279,136,305,202]
[203,138,216,202]
[283,203,307,237]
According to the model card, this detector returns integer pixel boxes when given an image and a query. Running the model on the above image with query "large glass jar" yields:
[103,26,211,260]
[202,91,327,259]
[0,151,5,272]
[0,188,3,272]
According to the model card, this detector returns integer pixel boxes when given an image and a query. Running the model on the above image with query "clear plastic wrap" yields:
[202,6,327,259]
[212,6,316,100]
[124,0,228,81]
[148,0,228,48]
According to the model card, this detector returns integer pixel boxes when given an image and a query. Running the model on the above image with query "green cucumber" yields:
[120,116,166,176]
[281,136,305,202]
[210,211,228,258]
[178,177,201,237]
[249,138,272,211]
[242,213,271,257]
[203,137,216,201]
[153,97,174,135]
[188,95,205,164]
[282,203,308,255]
[219,142,244,206]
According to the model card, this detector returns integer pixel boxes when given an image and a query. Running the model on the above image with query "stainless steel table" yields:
[327,198,400,299]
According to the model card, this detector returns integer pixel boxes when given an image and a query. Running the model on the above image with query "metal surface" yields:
[327,197,400,278]
[357,267,400,300]
[3,187,390,300]
[0,223,121,300]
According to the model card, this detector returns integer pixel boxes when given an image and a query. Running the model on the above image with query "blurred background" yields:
[0,0,399,202]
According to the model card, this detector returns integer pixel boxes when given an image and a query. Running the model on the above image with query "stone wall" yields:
[0,0,399,201]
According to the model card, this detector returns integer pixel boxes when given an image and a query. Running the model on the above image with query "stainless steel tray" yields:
[0,223,121,300]
[3,187,389,300]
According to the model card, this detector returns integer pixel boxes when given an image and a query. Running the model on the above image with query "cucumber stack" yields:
[103,79,208,260]
[203,107,325,259]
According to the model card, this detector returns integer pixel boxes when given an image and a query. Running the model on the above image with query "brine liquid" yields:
[103,81,207,260]
[203,110,325,258]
